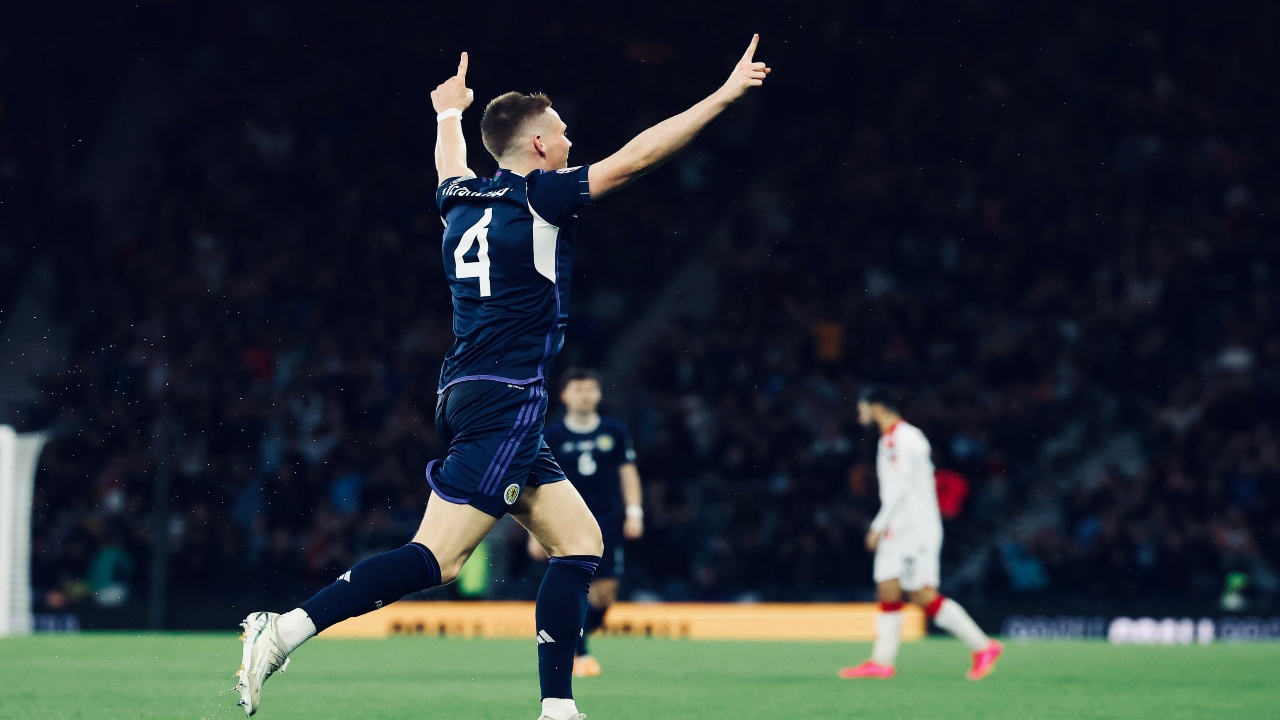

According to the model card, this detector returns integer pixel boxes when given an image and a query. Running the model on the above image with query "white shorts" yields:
[873,536,941,592]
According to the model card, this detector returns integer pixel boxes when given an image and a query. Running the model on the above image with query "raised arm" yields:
[587,35,770,200]
[431,52,477,186]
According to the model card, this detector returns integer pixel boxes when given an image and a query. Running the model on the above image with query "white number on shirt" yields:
[577,451,597,476]
[454,208,493,296]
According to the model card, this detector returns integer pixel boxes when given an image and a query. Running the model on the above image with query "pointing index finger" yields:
[457,52,469,81]
[741,34,759,62]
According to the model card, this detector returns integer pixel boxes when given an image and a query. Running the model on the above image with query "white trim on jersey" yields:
[527,201,558,283]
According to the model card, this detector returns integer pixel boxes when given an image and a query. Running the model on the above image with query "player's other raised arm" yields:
[587,34,770,200]
[432,52,477,186]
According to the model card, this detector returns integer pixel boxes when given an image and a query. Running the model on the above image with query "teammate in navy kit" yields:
[534,369,643,678]
[235,36,770,720]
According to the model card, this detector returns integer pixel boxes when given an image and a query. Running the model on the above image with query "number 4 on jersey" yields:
[455,208,493,296]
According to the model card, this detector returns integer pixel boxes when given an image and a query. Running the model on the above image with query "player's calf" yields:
[518,482,605,719]
[537,555,602,718]
[300,542,442,633]
[233,541,446,715]
[871,600,904,668]
[840,599,904,679]
[922,594,1002,679]
[576,576,618,663]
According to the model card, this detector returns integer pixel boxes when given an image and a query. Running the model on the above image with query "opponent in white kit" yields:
[840,387,1003,680]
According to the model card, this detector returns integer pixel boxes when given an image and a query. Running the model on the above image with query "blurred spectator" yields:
[5,1,1277,619]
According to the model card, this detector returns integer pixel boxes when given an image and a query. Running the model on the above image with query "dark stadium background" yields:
[2,1,1277,631]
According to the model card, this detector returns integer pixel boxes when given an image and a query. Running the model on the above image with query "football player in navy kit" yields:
[535,369,643,678]
[236,37,769,720]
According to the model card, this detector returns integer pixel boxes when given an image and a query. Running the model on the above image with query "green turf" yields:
[1,633,1276,719]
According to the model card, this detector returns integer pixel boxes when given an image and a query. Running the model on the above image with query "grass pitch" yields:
[1,633,1276,719]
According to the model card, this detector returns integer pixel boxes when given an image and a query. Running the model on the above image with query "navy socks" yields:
[300,542,442,633]
[537,555,600,699]
[298,543,597,701]
[576,603,608,656]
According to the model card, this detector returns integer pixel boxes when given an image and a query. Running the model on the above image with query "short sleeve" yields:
[911,427,932,456]
[435,176,471,221]
[906,428,933,471]
[526,165,592,226]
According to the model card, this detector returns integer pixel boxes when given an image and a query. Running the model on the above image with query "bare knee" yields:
[569,522,604,558]
[410,496,500,586]
[909,586,939,608]
[410,530,474,586]
[516,482,604,558]
[425,548,471,585]
[547,518,603,558]
[877,580,903,604]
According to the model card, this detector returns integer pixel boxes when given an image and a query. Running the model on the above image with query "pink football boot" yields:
[966,640,1004,680]
[839,661,896,679]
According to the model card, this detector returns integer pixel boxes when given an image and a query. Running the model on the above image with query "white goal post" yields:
[0,426,47,636]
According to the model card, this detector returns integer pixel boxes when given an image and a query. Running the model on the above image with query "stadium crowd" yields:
[631,1,1280,609]
[10,1,1279,622]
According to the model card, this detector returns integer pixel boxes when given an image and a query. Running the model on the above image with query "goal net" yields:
[0,426,47,636]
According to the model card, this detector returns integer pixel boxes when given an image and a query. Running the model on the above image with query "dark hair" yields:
[858,385,901,413]
[560,367,601,392]
[480,91,552,158]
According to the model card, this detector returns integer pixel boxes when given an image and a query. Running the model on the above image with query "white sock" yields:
[933,598,989,651]
[541,698,579,720]
[276,608,317,654]
[870,611,903,666]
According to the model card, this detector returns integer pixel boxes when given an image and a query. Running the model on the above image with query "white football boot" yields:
[236,611,292,715]
[537,715,586,720]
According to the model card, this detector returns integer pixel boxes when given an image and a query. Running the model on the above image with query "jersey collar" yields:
[563,413,602,434]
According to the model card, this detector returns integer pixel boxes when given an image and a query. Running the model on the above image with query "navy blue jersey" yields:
[435,166,592,391]
[544,417,636,519]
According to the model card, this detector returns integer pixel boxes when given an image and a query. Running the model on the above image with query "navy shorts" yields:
[427,380,566,518]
